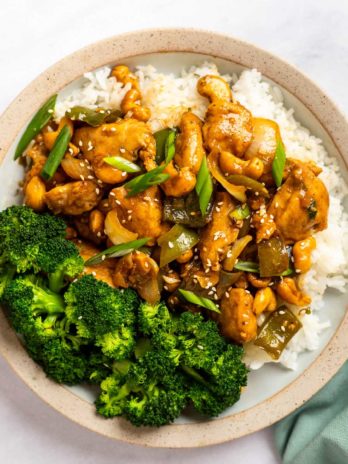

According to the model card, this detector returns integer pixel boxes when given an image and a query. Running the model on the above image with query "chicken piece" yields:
[244,118,282,173]
[251,205,277,243]
[108,185,164,245]
[75,240,115,286]
[199,192,240,271]
[113,251,160,304]
[197,75,253,156]
[268,160,329,242]
[111,65,151,122]
[45,180,102,215]
[220,288,257,344]
[162,112,205,197]
[74,118,156,183]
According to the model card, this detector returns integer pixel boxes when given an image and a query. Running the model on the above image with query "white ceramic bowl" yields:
[0,29,347,448]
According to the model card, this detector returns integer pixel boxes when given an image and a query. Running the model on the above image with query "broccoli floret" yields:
[85,349,113,384]
[3,274,89,385]
[95,326,136,361]
[27,336,88,385]
[136,303,248,418]
[138,301,173,335]
[96,350,187,426]
[37,238,84,293]
[0,206,66,274]
[65,275,138,360]
[3,275,66,342]
[183,344,248,417]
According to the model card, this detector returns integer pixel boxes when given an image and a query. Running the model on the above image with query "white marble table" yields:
[0,0,347,462]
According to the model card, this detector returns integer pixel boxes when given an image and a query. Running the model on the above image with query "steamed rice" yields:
[55,62,348,371]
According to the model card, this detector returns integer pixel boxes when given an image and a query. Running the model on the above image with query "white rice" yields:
[56,63,348,371]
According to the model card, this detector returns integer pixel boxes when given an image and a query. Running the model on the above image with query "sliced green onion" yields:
[154,128,170,164]
[41,125,72,180]
[178,289,221,314]
[103,156,141,173]
[124,167,170,197]
[66,106,122,127]
[164,129,176,165]
[14,94,57,160]
[84,237,150,266]
[272,139,286,187]
[233,261,260,273]
[230,204,251,221]
[195,156,213,215]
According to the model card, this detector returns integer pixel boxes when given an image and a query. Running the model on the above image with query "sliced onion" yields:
[104,209,138,245]
[207,151,247,203]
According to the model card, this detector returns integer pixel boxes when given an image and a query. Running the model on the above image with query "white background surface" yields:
[0,1,347,463]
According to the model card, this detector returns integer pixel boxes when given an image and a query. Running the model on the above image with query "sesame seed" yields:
[168,241,174,249]
[80,175,85,181]
[97,232,101,237]
[115,199,121,205]
[87,175,94,180]
[78,140,83,147]
[96,188,100,194]
[119,147,126,153]
[101,255,106,261]
[109,192,115,197]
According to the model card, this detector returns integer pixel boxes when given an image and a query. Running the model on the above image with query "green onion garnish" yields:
[124,129,176,197]
[41,125,72,181]
[14,94,57,160]
[84,237,150,266]
[272,139,286,187]
[230,204,251,221]
[164,129,176,164]
[233,261,260,273]
[103,156,141,173]
[124,167,170,197]
[195,156,213,216]
[154,128,171,164]
[234,260,294,276]
[178,289,221,314]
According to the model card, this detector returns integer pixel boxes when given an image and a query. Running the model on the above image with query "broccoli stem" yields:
[48,270,66,293]
[0,266,16,297]
[181,365,211,390]
[32,286,65,315]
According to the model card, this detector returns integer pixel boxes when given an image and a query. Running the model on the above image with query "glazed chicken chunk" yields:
[74,118,157,183]
[108,185,165,245]
[268,160,329,242]
[197,75,253,156]
[199,191,240,271]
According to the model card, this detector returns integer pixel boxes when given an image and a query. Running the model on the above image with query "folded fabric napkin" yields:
[274,361,348,464]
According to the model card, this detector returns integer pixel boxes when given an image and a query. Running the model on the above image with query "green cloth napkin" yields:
[274,361,348,464]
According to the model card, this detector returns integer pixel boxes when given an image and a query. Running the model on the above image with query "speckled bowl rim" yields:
[0,28,347,448]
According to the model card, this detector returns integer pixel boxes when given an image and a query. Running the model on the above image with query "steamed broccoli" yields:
[138,302,248,418]
[65,275,138,360]
[0,205,66,273]
[37,238,84,293]
[3,275,66,341]
[138,301,173,335]
[96,346,187,426]
[0,206,83,291]
[3,275,88,384]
